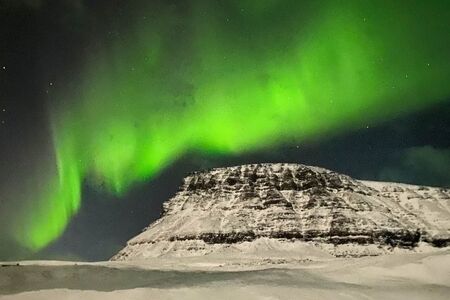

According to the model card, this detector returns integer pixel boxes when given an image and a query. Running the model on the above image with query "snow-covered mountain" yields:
[112,163,450,260]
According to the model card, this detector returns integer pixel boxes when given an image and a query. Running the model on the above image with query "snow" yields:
[1,250,449,299]
[113,164,450,260]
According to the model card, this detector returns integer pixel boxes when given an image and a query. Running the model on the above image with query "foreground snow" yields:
[1,249,449,300]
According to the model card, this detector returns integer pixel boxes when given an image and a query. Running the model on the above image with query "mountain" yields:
[112,163,450,260]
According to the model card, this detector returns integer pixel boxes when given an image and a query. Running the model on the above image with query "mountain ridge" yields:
[112,163,450,260]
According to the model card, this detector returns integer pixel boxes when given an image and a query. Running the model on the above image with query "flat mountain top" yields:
[113,163,450,260]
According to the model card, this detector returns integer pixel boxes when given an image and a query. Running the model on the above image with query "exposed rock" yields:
[112,163,450,260]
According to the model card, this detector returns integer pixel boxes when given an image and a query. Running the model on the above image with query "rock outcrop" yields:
[112,164,450,260]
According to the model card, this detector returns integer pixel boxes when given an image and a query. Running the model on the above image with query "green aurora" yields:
[13,0,450,250]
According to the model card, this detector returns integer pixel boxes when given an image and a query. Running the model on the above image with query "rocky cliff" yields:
[112,163,450,260]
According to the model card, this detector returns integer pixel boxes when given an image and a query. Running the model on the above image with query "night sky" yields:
[0,0,449,261]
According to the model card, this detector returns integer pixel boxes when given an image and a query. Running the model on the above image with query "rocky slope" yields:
[112,164,450,260]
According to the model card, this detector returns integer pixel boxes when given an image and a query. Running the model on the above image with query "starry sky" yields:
[0,0,449,261]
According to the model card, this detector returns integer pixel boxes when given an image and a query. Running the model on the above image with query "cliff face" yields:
[112,164,450,260]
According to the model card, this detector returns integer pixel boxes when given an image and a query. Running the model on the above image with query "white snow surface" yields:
[1,250,449,299]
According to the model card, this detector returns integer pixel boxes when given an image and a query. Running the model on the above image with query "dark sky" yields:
[0,0,449,261]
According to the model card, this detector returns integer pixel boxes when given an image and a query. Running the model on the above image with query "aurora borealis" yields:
[2,0,450,255]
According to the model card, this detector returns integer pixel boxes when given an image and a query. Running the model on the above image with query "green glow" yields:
[13,0,450,250]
